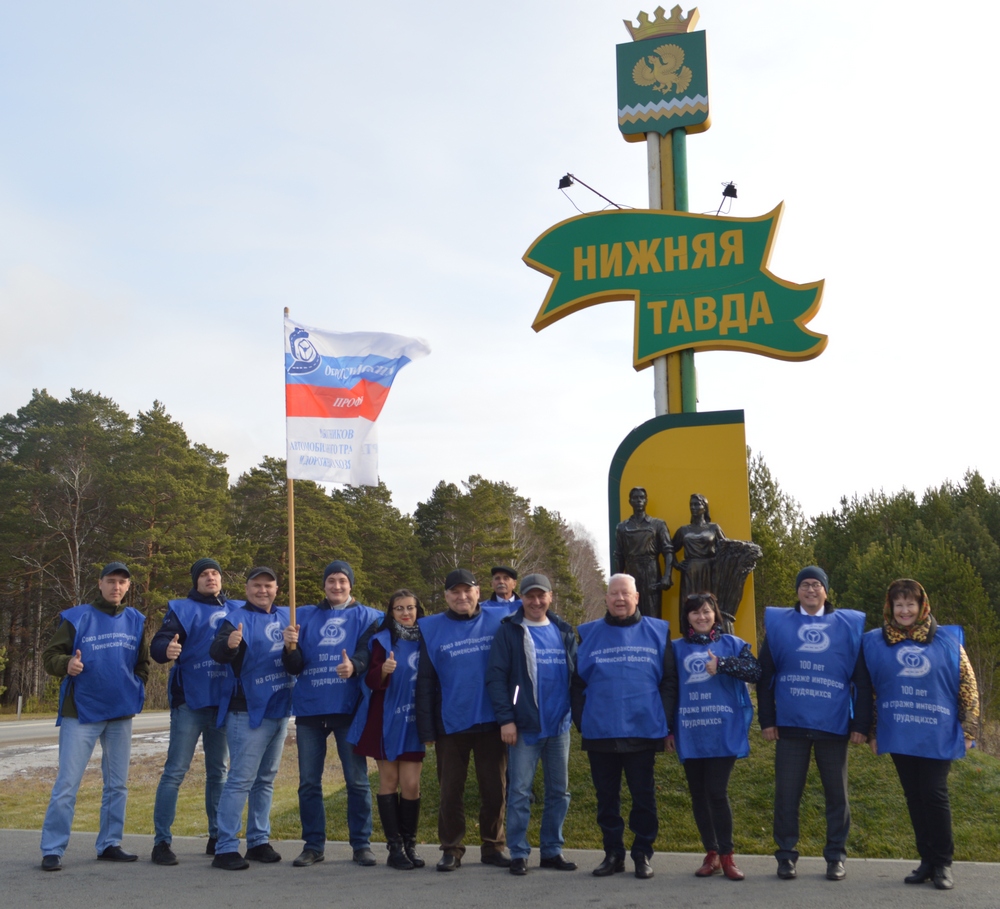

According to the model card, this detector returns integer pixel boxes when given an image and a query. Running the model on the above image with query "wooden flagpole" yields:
[284,307,297,648]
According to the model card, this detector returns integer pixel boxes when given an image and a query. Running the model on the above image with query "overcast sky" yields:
[2,1,997,562]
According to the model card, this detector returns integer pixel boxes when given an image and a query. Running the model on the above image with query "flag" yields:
[284,317,430,486]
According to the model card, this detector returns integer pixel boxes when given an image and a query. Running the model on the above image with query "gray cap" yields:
[100,561,130,578]
[519,573,551,594]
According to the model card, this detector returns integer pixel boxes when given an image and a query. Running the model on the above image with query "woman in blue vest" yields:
[350,589,426,870]
[863,578,978,891]
[671,592,759,882]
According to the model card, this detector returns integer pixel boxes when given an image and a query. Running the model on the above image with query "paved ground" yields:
[2,831,998,909]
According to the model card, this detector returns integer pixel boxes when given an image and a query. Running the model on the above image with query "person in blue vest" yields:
[485,565,521,613]
[670,592,759,882]
[208,567,293,871]
[757,565,872,882]
[485,573,578,876]
[280,559,383,868]
[571,572,677,880]
[149,557,241,865]
[415,568,510,871]
[348,589,426,870]
[39,561,149,871]
[863,578,979,891]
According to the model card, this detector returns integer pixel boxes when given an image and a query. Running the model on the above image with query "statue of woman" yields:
[671,494,726,603]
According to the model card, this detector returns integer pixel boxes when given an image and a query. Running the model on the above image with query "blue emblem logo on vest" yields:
[896,644,931,677]
[288,327,321,375]
[265,620,284,652]
[683,650,711,684]
[407,650,420,680]
[209,610,228,629]
[319,616,348,647]
[797,623,830,653]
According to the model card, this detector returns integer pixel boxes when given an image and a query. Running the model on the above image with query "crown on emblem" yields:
[624,5,700,40]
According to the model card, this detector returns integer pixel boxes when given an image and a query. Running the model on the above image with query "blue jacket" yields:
[485,607,577,736]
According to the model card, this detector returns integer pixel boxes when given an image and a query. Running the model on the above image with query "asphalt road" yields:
[0,711,171,747]
[1,833,998,909]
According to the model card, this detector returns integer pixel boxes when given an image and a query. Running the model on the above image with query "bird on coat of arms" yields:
[632,44,693,94]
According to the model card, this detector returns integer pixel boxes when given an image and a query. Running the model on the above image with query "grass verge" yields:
[4,724,999,861]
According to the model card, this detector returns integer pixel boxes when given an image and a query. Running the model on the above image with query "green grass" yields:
[301,724,1000,861]
[5,722,999,862]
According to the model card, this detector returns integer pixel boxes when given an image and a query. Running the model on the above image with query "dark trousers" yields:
[683,756,737,854]
[773,735,849,863]
[587,749,657,860]
[435,729,507,858]
[891,753,954,867]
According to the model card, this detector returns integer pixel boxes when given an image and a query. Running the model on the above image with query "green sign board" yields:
[617,30,709,140]
[524,205,826,367]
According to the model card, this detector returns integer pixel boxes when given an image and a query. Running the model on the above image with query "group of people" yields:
[37,558,978,892]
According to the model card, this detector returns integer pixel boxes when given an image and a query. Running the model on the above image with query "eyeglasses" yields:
[799,581,825,591]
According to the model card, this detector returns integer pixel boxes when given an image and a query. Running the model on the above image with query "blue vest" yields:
[576,616,669,740]
[764,607,864,735]
[167,598,240,710]
[418,608,504,734]
[348,630,424,760]
[863,626,965,761]
[672,635,753,761]
[525,623,571,743]
[58,604,145,725]
[482,598,522,616]
[219,606,293,729]
[291,603,382,717]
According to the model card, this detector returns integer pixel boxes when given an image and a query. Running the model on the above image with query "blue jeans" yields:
[296,716,372,852]
[506,730,570,860]
[214,712,288,855]
[40,717,132,857]
[153,703,229,844]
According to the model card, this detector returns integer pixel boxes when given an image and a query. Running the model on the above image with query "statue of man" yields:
[614,487,673,618]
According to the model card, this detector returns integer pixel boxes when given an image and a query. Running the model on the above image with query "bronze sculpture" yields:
[671,493,726,606]
[614,487,673,618]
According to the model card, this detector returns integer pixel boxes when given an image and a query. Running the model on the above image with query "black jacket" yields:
[485,607,577,735]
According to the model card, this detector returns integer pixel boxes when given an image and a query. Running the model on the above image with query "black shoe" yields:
[509,858,528,876]
[481,851,512,868]
[933,865,954,890]
[353,848,377,866]
[777,858,797,879]
[437,854,461,871]
[245,843,281,863]
[905,861,933,884]
[292,849,324,867]
[592,853,625,877]
[206,837,217,856]
[212,851,249,871]
[633,854,653,879]
[98,846,138,863]
[826,860,846,881]
[151,842,178,866]
[540,854,577,871]
[41,855,62,872]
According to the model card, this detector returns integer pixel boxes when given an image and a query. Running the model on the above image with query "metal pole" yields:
[647,132,668,416]
[671,129,697,412]
[284,306,297,645]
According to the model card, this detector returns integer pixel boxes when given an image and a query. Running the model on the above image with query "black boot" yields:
[377,794,414,870]
[399,797,425,868]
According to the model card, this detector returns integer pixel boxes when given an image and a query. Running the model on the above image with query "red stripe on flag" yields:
[285,380,391,421]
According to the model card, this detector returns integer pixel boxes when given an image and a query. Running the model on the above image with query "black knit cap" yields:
[795,565,829,593]
[323,560,355,587]
[191,558,222,585]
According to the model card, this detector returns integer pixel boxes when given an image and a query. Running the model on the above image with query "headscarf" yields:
[882,578,934,645]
